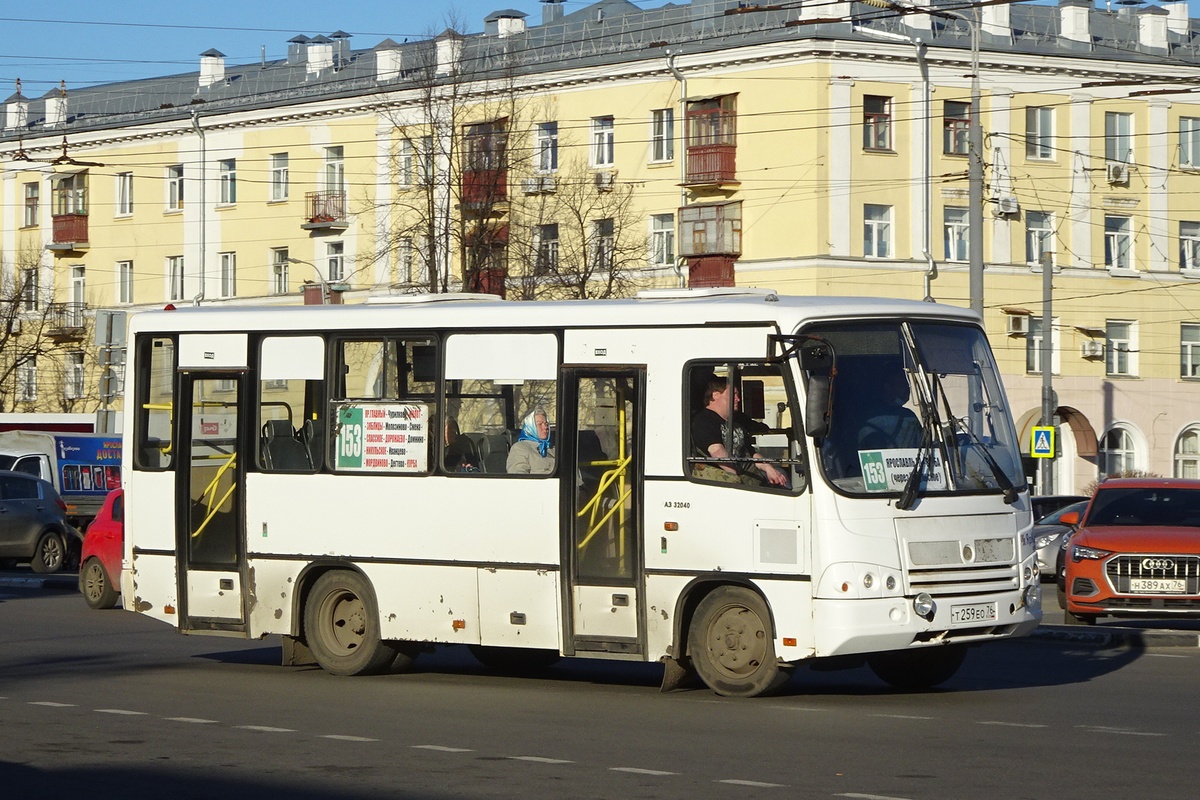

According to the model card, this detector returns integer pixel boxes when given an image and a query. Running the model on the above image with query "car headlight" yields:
[1071,544,1112,562]
[1034,532,1060,549]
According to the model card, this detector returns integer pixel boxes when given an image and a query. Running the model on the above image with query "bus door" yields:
[176,366,247,632]
[561,369,644,656]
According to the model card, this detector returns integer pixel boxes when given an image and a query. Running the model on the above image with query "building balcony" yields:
[683,144,738,189]
[462,169,508,210]
[48,214,89,251]
[687,255,737,288]
[302,191,348,231]
[468,266,507,298]
[47,302,87,342]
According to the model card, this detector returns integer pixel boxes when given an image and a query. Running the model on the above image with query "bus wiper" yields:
[949,417,1019,505]
[896,411,936,511]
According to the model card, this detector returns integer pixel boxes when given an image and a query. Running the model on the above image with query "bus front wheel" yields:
[867,645,967,690]
[304,571,395,676]
[688,586,790,698]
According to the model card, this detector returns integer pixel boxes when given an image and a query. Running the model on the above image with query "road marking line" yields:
[509,756,574,764]
[1146,653,1190,659]
[412,745,473,753]
[1076,725,1165,737]
[719,779,786,787]
[978,721,1049,729]
[870,714,934,720]
[836,794,914,800]
[95,709,148,716]
[320,735,380,742]
[610,767,678,776]
[165,717,218,724]
[28,701,76,707]
[236,725,296,733]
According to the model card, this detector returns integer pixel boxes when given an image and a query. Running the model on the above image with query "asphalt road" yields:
[3,576,1200,800]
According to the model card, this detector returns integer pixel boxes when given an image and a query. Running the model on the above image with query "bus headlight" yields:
[913,592,935,621]
[1023,584,1041,609]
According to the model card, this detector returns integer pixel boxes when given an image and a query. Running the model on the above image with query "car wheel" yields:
[688,586,791,697]
[303,570,395,676]
[1056,584,1066,610]
[1064,610,1097,626]
[30,531,66,574]
[867,646,967,690]
[80,557,119,610]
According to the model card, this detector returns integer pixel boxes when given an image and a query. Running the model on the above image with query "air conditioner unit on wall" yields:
[594,170,616,192]
[1106,163,1130,185]
[996,196,1019,215]
[1081,341,1105,358]
[1006,314,1030,336]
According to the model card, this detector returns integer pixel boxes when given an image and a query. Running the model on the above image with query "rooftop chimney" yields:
[307,35,334,73]
[330,30,352,66]
[485,10,528,37]
[199,48,226,87]
[541,0,565,25]
[44,81,67,126]
[435,29,463,77]
[981,2,1013,43]
[287,35,310,65]
[1163,0,1190,35]
[1059,0,1092,49]
[375,39,403,82]
[5,79,28,131]
[1138,5,1169,53]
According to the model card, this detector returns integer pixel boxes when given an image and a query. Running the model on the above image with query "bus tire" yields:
[388,641,422,673]
[80,557,119,610]
[688,586,790,698]
[303,571,394,676]
[867,645,967,690]
[30,531,66,574]
[469,645,561,672]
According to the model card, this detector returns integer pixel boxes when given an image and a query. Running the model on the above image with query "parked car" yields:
[1034,499,1089,580]
[0,470,80,573]
[1062,478,1200,625]
[79,489,123,609]
[1031,494,1089,523]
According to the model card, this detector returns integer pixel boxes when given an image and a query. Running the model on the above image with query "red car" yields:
[1062,478,1200,625]
[79,489,123,610]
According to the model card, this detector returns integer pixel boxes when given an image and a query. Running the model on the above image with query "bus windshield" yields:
[812,321,1025,499]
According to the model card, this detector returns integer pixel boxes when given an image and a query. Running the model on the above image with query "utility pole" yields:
[966,5,983,317]
[1040,251,1056,495]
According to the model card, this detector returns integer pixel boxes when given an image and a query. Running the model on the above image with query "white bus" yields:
[121,288,1041,697]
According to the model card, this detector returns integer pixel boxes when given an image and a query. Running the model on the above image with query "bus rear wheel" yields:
[867,645,967,690]
[688,586,790,698]
[304,571,395,676]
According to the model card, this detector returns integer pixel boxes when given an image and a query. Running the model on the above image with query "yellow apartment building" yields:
[3,0,1200,492]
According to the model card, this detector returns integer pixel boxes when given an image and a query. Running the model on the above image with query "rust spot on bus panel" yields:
[133,597,153,612]
[245,566,258,612]
[274,608,283,619]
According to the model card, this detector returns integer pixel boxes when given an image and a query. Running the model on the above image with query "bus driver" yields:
[691,375,788,487]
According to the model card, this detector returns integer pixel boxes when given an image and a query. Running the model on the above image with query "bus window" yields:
[134,336,176,470]
[686,362,803,492]
[258,336,325,472]
[445,378,557,475]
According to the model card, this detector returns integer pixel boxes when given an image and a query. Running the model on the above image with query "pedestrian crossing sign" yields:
[1031,426,1055,459]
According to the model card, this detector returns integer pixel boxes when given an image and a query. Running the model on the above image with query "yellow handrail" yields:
[191,452,237,540]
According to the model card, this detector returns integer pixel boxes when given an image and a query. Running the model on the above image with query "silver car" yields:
[0,470,79,574]
[1034,499,1089,579]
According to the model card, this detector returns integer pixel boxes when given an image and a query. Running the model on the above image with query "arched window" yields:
[1099,426,1136,477]
[1175,427,1200,479]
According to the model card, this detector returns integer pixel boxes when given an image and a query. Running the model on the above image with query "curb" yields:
[0,574,78,592]
[1032,624,1200,648]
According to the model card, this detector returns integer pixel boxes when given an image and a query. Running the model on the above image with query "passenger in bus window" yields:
[507,409,555,475]
[444,418,481,473]
[691,374,788,487]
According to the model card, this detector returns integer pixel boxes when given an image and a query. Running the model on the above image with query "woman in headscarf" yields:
[506,408,555,474]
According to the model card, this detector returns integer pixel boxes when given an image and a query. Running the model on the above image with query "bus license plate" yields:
[950,602,997,626]
[1129,578,1186,594]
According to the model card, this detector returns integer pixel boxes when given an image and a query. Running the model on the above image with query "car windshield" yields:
[1038,500,1088,526]
[1087,487,1200,527]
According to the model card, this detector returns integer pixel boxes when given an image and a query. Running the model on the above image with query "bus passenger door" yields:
[176,372,246,632]
[562,369,644,656]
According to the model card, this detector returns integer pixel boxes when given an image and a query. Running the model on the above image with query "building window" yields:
[863,96,892,151]
[1105,112,1132,163]
[1025,106,1054,160]
[1175,428,1200,478]
[166,165,184,211]
[650,213,675,268]
[591,116,614,167]
[23,182,39,227]
[535,224,559,275]
[219,252,236,298]
[20,269,38,311]
[324,147,345,193]
[943,207,969,262]
[397,140,414,189]
[1182,323,1200,378]
[118,260,134,304]
[1026,210,1054,266]
[70,265,86,328]
[1025,317,1059,375]
[167,256,184,301]
[1105,320,1136,376]
[270,153,289,201]
[218,159,237,205]
[1182,118,1200,168]
[52,173,87,215]
[1100,427,1137,477]
[651,109,674,162]
[943,101,971,155]
[592,218,615,271]
[536,122,558,173]
[17,359,36,403]
[115,172,133,216]
[327,241,345,283]
[415,136,434,186]
[1181,221,1200,270]
[1104,215,1133,271]
[272,248,290,294]
[65,352,85,400]
[863,204,892,258]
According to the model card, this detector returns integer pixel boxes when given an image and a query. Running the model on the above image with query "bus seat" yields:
[262,419,312,471]
[482,432,512,474]
[302,417,324,467]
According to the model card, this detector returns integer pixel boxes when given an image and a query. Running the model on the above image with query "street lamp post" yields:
[286,257,331,305]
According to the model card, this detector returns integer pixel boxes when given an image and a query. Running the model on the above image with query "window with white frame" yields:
[1025,316,1059,375]
[1105,112,1132,163]
[943,101,971,156]
[1105,215,1133,270]
[116,172,133,216]
[1025,106,1054,160]
[1181,221,1200,270]
[943,207,969,262]
[270,153,289,200]
[1105,319,1137,376]
[535,224,559,275]
[536,122,558,173]
[20,269,38,311]
[650,213,675,268]
[69,265,85,328]
[327,241,345,283]
[863,204,892,258]
[167,256,184,301]
[1175,427,1200,478]
[17,358,36,402]
[1182,117,1200,168]
[593,218,615,270]
[1026,210,1054,266]
[1181,323,1200,378]
[166,165,184,210]
[219,252,236,298]
[23,182,39,227]
[65,352,85,400]
[272,248,290,294]
[415,136,434,185]
[651,109,674,162]
[591,116,614,167]
[118,260,134,304]
[324,146,345,193]
[218,159,237,205]
[863,95,892,151]
[1100,426,1137,476]
[397,140,414,189]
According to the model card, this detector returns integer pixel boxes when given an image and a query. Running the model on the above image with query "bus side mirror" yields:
[805,375,832,439]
